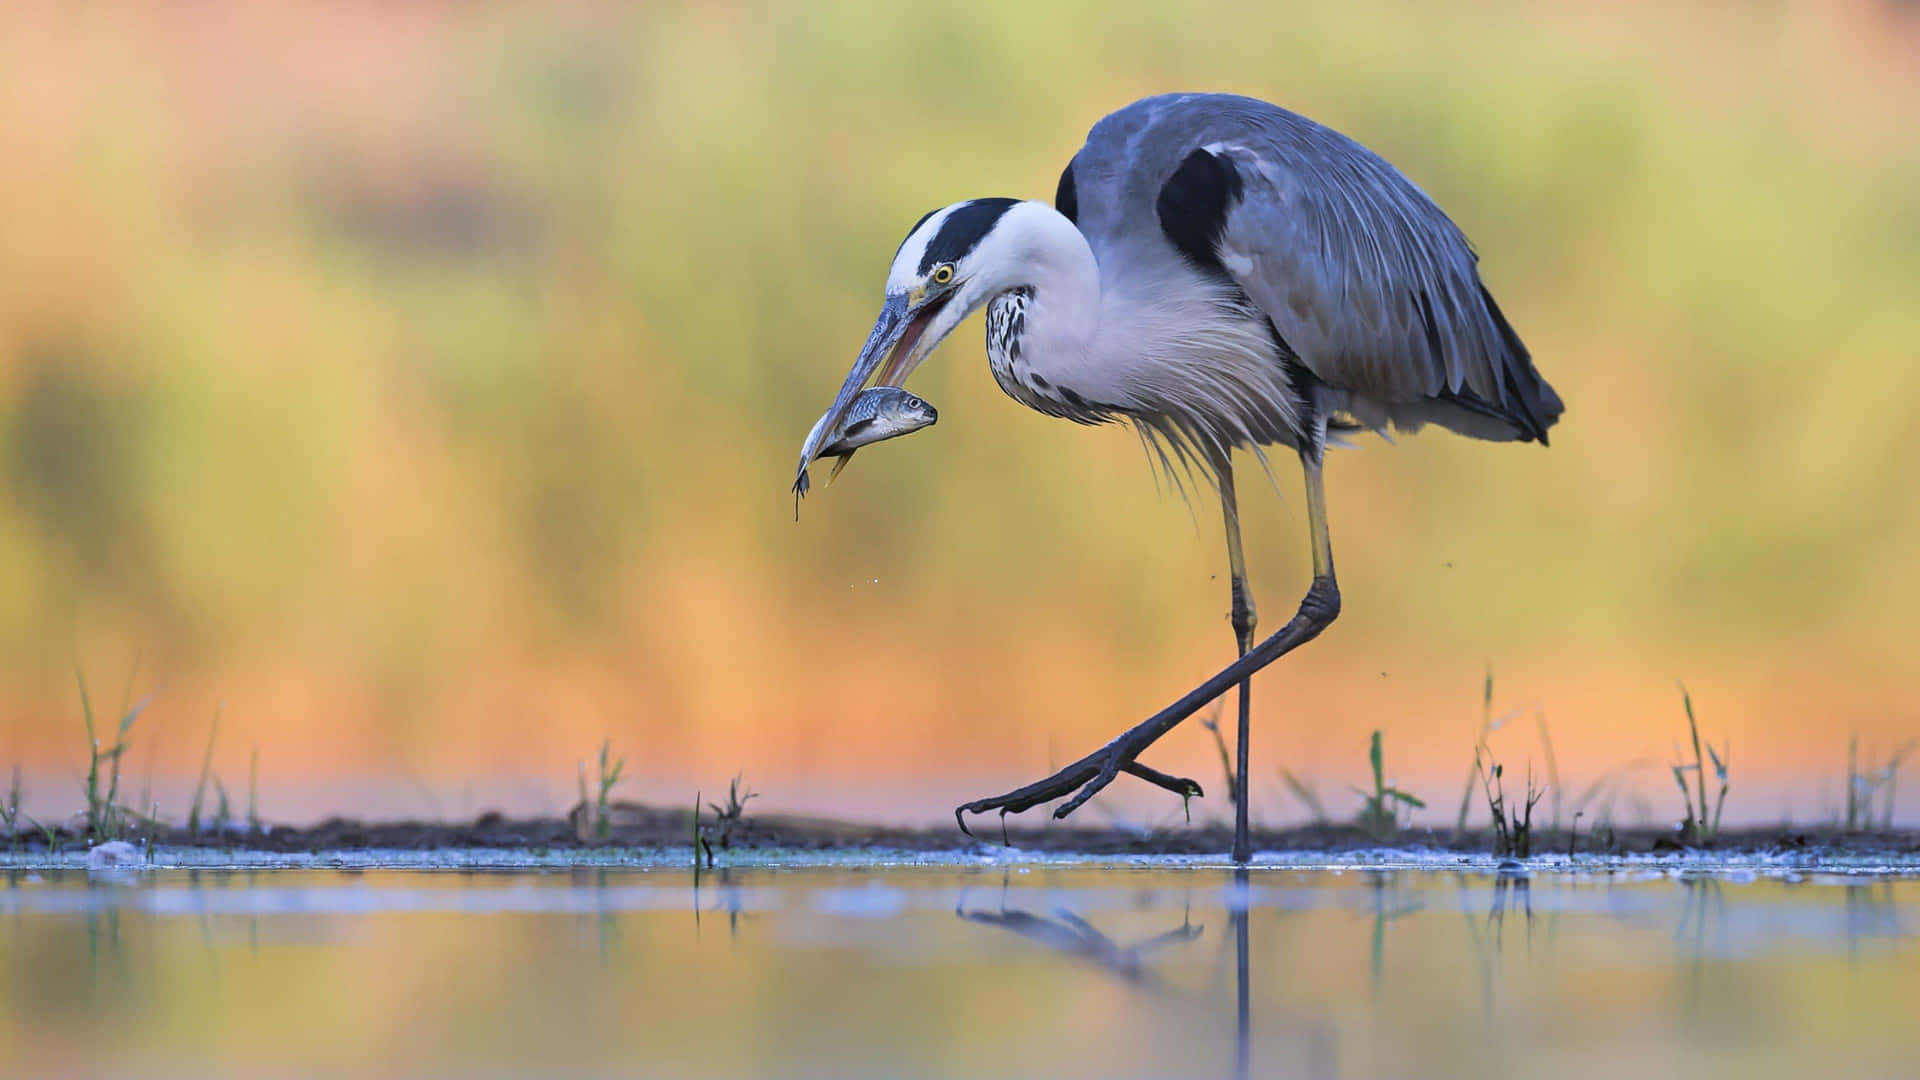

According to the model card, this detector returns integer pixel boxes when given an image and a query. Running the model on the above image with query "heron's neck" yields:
[980,204,1104,411]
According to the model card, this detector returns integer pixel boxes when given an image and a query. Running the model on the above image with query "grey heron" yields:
[795,93,1563,863]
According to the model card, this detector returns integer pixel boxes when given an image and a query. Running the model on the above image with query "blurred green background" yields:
[1,2,1915,825]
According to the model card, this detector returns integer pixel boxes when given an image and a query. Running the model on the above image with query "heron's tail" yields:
[1479,283,1563,444]
[1431,283,1562,445]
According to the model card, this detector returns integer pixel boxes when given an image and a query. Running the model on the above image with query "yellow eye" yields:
[932,264,954,285]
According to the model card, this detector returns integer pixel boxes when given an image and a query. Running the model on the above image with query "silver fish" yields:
[793,387,938,500]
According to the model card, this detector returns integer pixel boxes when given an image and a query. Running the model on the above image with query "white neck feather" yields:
[960,203,1106,411]
[977,201,1101,352]
[976,204,1297,457]
[938,200,1293,455]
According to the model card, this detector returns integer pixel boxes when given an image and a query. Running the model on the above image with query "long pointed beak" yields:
[794,290,944,499]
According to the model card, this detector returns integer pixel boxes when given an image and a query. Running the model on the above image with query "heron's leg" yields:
[956,448,1339,834]
[1215,452,1257,863]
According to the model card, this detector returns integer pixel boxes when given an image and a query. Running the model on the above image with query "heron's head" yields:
[797,198,1061,480]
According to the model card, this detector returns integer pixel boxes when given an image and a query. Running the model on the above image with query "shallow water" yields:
[4,865,1918,1078]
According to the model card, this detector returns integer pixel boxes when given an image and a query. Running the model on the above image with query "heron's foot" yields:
[955,573,1342,841]
[954,732,1201,838]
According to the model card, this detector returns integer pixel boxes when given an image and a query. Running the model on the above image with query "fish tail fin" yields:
[791,467,811,520]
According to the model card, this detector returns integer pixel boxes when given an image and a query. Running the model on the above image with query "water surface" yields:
[4,865,1916,1078]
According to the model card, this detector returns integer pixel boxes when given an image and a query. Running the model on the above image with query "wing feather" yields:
[1070,94,1559,442]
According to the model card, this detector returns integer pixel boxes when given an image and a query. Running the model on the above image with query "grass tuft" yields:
[2,765,21,852]
[576,739,628,844]
[1197,705,1239,809]
[1354,731,1424,842]
[76,665,153,842]
[1670,683,1728,843]
[1846,737,1915,832]
[1479,757,1545,858]
[213,776,232,834]
[707,773,758,850]
[188,706,222,836]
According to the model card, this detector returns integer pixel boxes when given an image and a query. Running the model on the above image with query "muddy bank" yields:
[9,802,1920,859]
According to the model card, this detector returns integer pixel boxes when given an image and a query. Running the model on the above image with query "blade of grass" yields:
[1708,740,1730,837]
[1278,768,1327,825]
[691,791,702,880]
[1679,683,1708,832]
[1198,706,1237,808]
[2,764,21,847]
[1536,708,1562,832]
[247,746,260,834]
[1884,741,1915,830]
[78,667,100,836]
[189,705,221,836]
[1670,763,1694,839]
[1847,734,1859,831]
[102,689,154,836]
[1454,665,1494,834]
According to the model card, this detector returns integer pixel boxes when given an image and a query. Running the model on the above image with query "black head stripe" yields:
[917,198,1019,275]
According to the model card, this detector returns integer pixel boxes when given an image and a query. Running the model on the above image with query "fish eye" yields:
[931,264,954,285]
[906,396,924,409]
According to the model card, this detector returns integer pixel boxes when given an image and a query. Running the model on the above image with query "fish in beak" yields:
[792,288,951,502]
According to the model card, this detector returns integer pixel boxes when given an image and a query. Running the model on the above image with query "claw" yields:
[952,572,1338,854]
[959,747,1203,832]
[1122,762,1202,801]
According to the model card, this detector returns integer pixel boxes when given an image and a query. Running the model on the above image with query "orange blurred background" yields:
[1,2,1916,828]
